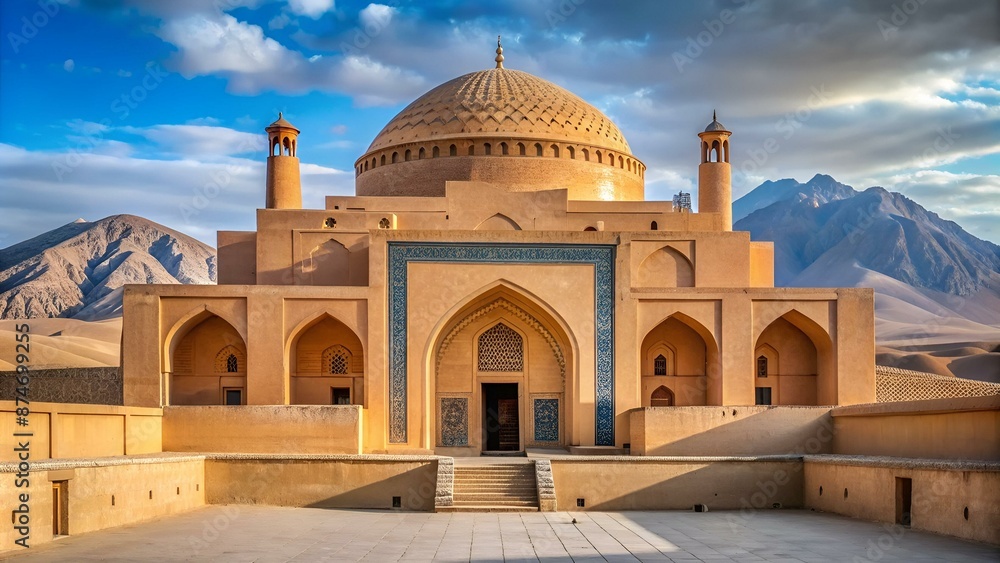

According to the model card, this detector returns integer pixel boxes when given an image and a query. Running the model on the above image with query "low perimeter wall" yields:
[804,456,1000,545]
[830,396,1000,461]
[162,406,362,454]
[0,455,203,549]
[205,455,440,511]
[0,401,162,461]
[550,456,803,511]
[629,406,833,456]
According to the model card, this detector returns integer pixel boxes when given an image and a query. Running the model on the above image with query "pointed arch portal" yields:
[387,242,616,445]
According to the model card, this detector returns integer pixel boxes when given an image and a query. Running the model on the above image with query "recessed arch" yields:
[754,310,834,405]
[637,246,694,287]
[650,385,675,407]
[166,310,247,406]
[641,311,721,406]
[426,280,578,452]
[164,305,247,375]
[285,312,365,405]
[475,213,522,231]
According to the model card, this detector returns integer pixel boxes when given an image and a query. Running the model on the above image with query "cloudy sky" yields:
[1,0,998,246]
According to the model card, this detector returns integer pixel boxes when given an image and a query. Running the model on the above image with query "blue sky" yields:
[1,0,998,246]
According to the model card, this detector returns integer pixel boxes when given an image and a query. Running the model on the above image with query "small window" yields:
[226,354,238,373]
[449,144,457,156]
[378,217,391,229]
[654,354,667,376]
[757,356,768,378]
[224,388,243,406]
[484,143,491,155]
[332,387,351,405]
[329,353,349,375]
[324,217,336,228]
[432,146,440,158]
[650,221,658,231]
[755,387,772,406]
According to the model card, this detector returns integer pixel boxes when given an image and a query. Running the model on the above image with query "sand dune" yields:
[0,318,121,370]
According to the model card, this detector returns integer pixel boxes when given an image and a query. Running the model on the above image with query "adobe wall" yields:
[204,455,439,511]
[550,457,803,511]
[0,455,204,550]
[0,402,162,461]
[162,406,362,455]
[629,406,833,456]
[804,457,1000,545]
[830,396,1000,461]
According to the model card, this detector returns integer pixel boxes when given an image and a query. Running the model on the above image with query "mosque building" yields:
[121,39,875,454]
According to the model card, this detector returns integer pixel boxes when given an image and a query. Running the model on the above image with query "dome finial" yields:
[713,109,716,121]
[495,35,504,69]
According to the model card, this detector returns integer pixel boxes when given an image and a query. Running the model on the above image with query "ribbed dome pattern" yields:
[366,68,631,155]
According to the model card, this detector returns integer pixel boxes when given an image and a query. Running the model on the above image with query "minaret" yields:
[697,111,732,230]
[265,112,302,209]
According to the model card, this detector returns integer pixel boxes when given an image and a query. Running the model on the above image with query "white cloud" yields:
[63,59,75,72]
[153,12,425,104]
[359,3,395,28]
[269,12,292,30]
[287,0,334,19]
[121,124,265,159]
[0,142,348,247]
[158,13,298,77]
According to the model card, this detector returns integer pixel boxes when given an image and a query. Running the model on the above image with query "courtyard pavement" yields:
[3,506,997,562]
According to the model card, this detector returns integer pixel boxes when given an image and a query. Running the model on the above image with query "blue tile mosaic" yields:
[387,242,615,445]
[440,397,468,447]
[533,398,559,443]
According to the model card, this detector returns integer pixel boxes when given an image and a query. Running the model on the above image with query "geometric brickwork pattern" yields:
[388,242,616,445]
[440,397,469,446]
[322,345,352,375]
[477,323,524,372]
[214,345,245,373]
[533,398,559,443]
[366,68,631,155]
[875,365,1000,402]
[0,368,122,405]
[437,298,566,379]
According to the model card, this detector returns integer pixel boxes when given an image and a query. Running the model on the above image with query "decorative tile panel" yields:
[388,242,615,445]
[440,397,468,447]
[533,398,559,443]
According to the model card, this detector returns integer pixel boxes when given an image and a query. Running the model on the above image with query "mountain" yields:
[736,180,1000,294]
[734,175,1000,348]
[0,215,216,321]
[732,174,857,224]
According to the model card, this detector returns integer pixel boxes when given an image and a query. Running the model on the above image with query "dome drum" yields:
[356,142,644,199]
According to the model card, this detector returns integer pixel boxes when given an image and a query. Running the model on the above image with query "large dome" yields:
[354,61,645,201]
[366,68,632,155]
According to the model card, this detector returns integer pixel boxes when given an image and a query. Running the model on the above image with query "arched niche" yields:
[475,213,522,231]
[427,283,576,453]
[169,313,247,405]
[640,313,719,406]
[637,246,694,287]
[287,313,365,405]
[754,311,834,405]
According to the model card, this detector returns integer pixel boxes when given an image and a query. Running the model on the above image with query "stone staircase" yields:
[441,463,539,512]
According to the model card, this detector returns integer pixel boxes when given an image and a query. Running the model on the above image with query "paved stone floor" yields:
[3,506,998,562]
